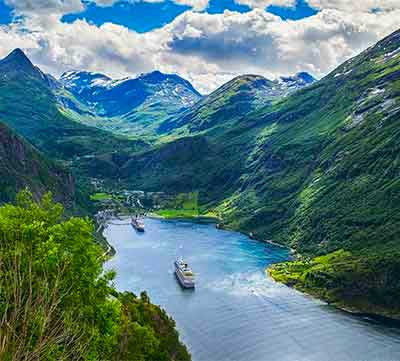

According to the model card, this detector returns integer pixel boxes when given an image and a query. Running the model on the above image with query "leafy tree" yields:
[0,190,191,360]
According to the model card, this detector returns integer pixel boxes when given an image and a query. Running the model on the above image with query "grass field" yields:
[90,192,113,201]
[156,209,199,218]
[156,192,199,218]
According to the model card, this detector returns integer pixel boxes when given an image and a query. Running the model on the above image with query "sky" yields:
[0,1,399,93]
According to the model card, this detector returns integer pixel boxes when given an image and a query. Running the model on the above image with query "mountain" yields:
[158,72,315,135]
[0,48,147,177]
[57,70,202,136]
[279,71,316,90]
[0,121,75,205]
[118,29,400,318]
[0,50,191,359]
[2,33,400,319]
[57,69,312,137]
[0,48,47,80]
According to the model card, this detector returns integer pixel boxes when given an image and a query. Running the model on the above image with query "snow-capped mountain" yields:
[279,72,316,91]
[56,69,314,136]
[59,70,202,119]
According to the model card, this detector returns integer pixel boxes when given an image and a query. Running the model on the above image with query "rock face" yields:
[279,72,316,91]
[0,122,75,205]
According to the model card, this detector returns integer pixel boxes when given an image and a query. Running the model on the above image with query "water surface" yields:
[104,218,400,361]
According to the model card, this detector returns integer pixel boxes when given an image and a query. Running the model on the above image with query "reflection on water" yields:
[104,218,400,361]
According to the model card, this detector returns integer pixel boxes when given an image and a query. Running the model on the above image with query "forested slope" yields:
[119,29,400,318]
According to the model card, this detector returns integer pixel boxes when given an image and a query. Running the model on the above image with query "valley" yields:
[0,23,400,360]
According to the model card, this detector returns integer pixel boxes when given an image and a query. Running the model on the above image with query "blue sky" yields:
[1,0,318,31]
[61,0,317,33]
[0,0,399,93]
[0,1,12,24]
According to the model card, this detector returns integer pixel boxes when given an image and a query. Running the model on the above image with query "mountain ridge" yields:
[115,28,400,318]
[158,72,316,135]
[56,68,203,136]
[57,67,314,137]
[0,48,149,187]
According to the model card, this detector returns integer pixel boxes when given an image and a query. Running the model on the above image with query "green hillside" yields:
[0,49,148,173]
[158,73,314,136]
[119,29,400,318]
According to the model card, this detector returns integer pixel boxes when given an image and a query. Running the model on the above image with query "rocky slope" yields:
[0,122,75,205]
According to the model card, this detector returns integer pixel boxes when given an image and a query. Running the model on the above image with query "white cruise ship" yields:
[174,259,195,288]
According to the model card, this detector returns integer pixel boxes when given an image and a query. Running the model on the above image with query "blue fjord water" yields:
[104,218,400,361]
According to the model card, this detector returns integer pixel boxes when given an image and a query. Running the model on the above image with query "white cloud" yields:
[234,0,296,9]
[91,0,209,11]
[0,1,400,93]
[306,0,400,12]
[4,0,210,16]
[164,8,400,88]
[172,0,209,11]
[5,0,84,15]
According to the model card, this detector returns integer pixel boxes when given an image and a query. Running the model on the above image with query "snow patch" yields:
[333,69,352,78]
[384,47,400,61]
[344,114,365,130]
[369,87,385,96]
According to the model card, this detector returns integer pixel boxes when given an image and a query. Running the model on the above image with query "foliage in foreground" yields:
[0,190,190,361]
[269,250,400,319]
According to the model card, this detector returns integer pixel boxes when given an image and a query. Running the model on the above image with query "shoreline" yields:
[108,213,400,325]
[95,223,116,257]
[150,214,295,254]
[147,212,219,224]
[267,268,400,325]
[105,215,400,326]
[261,238,295,254]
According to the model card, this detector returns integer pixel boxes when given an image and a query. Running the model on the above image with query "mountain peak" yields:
[0,48,44,80]
[280,72,316,85]
[60,70,111,81]
[1,48,33,68]
[8,48,29,59]
[138,70,201,95]
[295,72,316,83]
[59,68,202,120]
[220,74,273,92]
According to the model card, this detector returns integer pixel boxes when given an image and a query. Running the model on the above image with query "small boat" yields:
[174,259,195,289]
[131,217,145,232]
